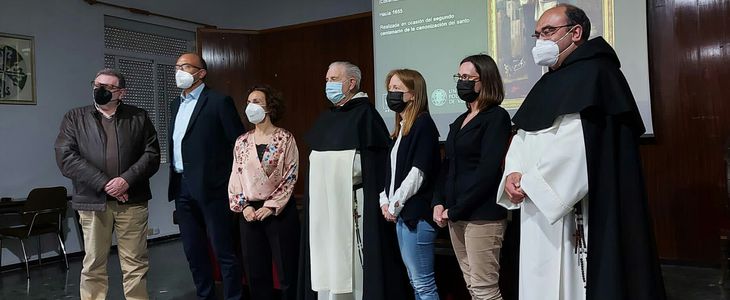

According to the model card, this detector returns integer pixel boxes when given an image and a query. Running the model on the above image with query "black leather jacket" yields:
[54,104,160,211]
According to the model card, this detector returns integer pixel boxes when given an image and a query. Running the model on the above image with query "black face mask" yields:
[94,86,113,105]
[386,91,408,113]
[457,80,479,103]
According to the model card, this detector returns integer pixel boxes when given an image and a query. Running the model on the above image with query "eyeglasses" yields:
[91,81,122,92]
[531,24,575,39]
[174,63,203,72]
[452,74,480,82]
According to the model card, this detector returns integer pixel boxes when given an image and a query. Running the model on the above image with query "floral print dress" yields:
[228,128,298,215]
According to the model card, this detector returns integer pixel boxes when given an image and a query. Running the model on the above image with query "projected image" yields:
[489,0,614,109]
[372,0,492,136]
[371,0,652,139]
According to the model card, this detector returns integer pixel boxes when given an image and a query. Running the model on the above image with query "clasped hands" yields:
[432,205,449,228]
[243,206,273,222]
[380,199,400,223]
[430,172,527,227]
[105,177,129,202]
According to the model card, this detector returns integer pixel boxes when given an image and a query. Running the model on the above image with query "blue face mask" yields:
[325,81,345,104]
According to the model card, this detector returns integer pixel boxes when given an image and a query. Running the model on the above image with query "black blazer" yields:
[433,105,511,221]
[384,113,440,225]
[167,86,246,203]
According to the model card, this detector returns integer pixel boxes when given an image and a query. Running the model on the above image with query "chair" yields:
[0,186,69,278]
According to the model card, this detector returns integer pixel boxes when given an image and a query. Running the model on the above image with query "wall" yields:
[0,0,372,270]
[104,0,372,29]
[198,14,375,197]
[196,29,261,123]
[642,0,730,264]
[3,0,728,269]
[0,0,201,268]
[198,0,730,265]
[230,0,372,29]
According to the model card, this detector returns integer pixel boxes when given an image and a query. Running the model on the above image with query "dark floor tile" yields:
[2,238,728,299]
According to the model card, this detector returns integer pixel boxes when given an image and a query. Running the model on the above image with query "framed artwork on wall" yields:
[0,32,35,105]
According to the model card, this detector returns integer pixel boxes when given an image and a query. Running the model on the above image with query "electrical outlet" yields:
[147,228,160,236]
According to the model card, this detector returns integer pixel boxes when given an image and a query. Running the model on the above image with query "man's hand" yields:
[243,206,256,222]
[105,177,129,198]
[116,194,129,203]
[505,172,526,204]
[381,204,396,223]
[433,204,447,228]
[255,207,274,221]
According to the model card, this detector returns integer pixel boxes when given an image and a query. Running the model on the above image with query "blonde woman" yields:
[380,69,441,300]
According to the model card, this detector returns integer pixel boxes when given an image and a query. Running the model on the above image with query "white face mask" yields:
[532,27,575,67]
[175,69,197,89]
[245,103,266,124]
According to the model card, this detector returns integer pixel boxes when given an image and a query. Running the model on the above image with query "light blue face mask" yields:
[325,81,345,104]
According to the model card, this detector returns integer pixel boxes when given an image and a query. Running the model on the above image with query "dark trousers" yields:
[175,173,243,300]
[239,200,300,300]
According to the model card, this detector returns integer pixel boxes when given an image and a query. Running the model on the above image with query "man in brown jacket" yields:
[55,68,160,300]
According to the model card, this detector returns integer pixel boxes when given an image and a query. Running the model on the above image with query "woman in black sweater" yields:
[432,54,511,300]
[380,69,441,299]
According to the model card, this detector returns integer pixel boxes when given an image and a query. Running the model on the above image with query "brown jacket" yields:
[54,104,160,211]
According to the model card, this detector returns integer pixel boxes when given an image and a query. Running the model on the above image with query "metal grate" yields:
[104,24,192,164]
[117,58,156,120]
[156,63,178,164]
[104,55,115,69]
[104,27,188,57]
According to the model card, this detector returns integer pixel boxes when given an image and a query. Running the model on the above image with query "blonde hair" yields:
[385,69,429,138]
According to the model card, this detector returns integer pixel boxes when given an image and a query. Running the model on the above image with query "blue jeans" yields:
[396,218,440,300]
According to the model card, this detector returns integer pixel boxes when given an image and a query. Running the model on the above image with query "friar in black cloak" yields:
[296,61,411,300]
[496,4,666,300]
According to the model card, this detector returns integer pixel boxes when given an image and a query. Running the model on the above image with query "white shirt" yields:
[379,122,425,216]
[172,83,205,173]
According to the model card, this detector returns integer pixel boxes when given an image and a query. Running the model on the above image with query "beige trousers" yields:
[449,219,506,300]
[78,201,149,300]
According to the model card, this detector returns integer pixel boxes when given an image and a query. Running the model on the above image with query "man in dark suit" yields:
[168,53,246,300]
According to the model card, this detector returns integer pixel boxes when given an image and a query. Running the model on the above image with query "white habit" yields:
[309,150,364,300]
[497,113,589,300]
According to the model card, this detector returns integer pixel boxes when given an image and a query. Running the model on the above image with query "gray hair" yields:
[329,61,361,91]
[95,68,126,88]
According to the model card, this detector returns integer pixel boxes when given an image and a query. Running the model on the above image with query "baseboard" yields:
[659,259,720,269]
[0,234,181,273]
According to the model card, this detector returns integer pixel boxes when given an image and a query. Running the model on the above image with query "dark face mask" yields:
[94,86,113,105]
[386,91,408,113]
[457,80,479,103]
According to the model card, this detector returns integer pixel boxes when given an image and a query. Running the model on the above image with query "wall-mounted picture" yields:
[0,32,35,105]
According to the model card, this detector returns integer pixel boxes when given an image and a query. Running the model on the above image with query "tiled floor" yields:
[0,239,197,300]
[0,238,727,299]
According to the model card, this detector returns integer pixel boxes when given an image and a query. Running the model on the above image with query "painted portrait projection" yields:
[490,0,613,109]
